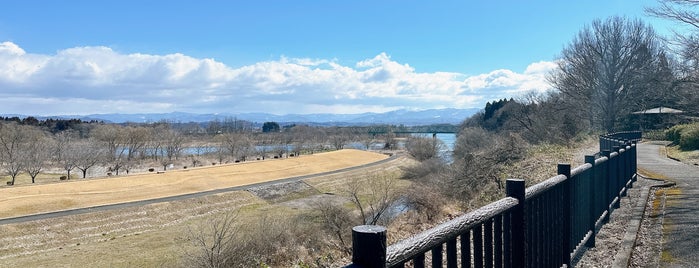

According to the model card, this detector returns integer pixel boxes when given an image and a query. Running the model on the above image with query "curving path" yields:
[637,142,699,267]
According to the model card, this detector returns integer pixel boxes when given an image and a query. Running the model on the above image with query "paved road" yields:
[0,153,400,225]
[637,142,699,267]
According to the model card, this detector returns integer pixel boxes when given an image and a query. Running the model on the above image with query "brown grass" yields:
[0,149,388,219]
[666,145,699,166]
[0,152,409,268]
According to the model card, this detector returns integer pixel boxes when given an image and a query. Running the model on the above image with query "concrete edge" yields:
[612,185,651,268]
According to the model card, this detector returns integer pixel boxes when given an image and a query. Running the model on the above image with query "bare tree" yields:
[0,123,30,185]
[218,132,253,162]
[256,133,273,160]
[91,124,129,175]
[54,131,78,180]
[549,16,664,132]
[360,132,375,150]
[162,127,185,161]
[186,212,239,268]
[123,126,151,160]
[329,127,351,150]
[346,172,401,225]
[405,135,444,161]
[290,125,312,155]
[314,201,357,253]
[73,139,107,178]
[647,0,699,112]
[91,124,121,160]
[646,0,699,31]
[23,128,53,183]
[212,135,228,164]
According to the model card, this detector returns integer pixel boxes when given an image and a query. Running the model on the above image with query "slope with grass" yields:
[0,150,407,267]
[0,149,388,219]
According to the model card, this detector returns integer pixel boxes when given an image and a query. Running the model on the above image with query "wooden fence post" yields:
[631,141,637,183]
[585,155,596,248]
[558,163,572,268]
[601,150,612,224]
[506,179,525,268]
[624,140,634,188]
[612,146,621,208]
[350,225,387,268]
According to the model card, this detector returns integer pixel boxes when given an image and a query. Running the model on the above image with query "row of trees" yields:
[0,120,409,185]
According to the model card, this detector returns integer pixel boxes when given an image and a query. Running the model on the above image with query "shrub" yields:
[666,123,699,150]
[679,124,699,150]
[666,124,687,143]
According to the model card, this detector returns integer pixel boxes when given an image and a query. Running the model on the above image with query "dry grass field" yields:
[0,149,406,267]
[0,149,388,220]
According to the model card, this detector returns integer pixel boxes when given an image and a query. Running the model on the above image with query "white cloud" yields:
[0,42,556,116]
[462,61,555,96]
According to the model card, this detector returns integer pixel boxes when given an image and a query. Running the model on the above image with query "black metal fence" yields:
[346,131,640,268]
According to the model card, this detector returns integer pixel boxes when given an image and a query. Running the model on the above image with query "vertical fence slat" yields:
[485,219,493,268]
[585,155,597,247]
[461,231,472,268]
[432,244,443,268]
[474,225,483,268]
[414,253,426,268]
[447,238,457,268]
[602,150,611,224]
[494,215,503,268]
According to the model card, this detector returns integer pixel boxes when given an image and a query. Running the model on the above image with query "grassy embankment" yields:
[0,149,403,267]
[0,137,603,267]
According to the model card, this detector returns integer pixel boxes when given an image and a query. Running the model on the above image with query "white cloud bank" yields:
[0,42,555,116]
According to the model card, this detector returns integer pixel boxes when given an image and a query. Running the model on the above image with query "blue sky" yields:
[0,0,681,116]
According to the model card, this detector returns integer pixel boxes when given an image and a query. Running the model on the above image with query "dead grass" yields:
[666,145,699,166]
[0,149,388,219]
[0,151,409,267]
[503,137,598,186]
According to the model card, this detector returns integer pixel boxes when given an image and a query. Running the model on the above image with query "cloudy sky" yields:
[0,0,675,116]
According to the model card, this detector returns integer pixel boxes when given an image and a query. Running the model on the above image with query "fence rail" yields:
[345,131,640,268]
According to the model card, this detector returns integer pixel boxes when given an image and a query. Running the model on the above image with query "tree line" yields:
[0,119,420,186]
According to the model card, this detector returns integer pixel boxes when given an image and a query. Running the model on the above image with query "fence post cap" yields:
[353,225,387,234]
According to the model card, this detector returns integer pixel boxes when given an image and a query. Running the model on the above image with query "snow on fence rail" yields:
[345,131,640,268]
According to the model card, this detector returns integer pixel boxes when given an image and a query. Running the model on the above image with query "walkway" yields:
[637,142,699,267]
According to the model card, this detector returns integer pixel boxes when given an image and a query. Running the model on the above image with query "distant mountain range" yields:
[4,108,481,126]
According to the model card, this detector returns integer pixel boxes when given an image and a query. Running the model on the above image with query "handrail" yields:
[345,131,640,268]
[385,197,518,266]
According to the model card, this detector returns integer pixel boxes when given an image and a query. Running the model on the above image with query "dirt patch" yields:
[280,193,347,211]
[247,181,319,203]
